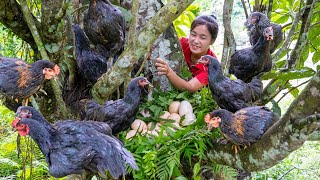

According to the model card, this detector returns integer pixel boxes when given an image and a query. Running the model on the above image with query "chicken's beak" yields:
[141,79,152,88]
[146,80,153,88]
[267,35,273,41]
[198,56,209,65]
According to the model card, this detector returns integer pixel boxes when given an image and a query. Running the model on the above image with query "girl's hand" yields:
[155,58,171,76]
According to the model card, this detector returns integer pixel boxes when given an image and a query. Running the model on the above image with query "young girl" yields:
[155,15,219,93]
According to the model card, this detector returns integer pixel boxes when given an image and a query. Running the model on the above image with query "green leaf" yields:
[63,45,73,50]
[193,162,201,176]
[312,36,320,47]
[186,4,200,12]
[308,26,319,41]
[45,43,60,53]
[271,100,281,116]
[176,91,189,99]
[117,6,133,23]
[286,0,294,7]
[297,44,309,69]
[261,68,315,81]
[275,59,287,68]
[179,66,192,79]
[174,176,188,180]
[312,51,320,64]
[148,105,161,114]
[290,87,299,98]
[274,14,290,24]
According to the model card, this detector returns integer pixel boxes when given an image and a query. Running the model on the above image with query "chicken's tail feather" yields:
[121,147,139,170]
[97,139,138,179]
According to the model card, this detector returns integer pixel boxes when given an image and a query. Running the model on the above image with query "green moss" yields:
[169,6,178,14]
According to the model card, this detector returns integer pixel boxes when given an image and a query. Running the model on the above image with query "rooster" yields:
[229,26,274,82]
[83,0,126,64]
[205,106,279,153]
[199,55,263,113]
[0,57,60,105]
[80,77,151,134]
[12,106,138,179]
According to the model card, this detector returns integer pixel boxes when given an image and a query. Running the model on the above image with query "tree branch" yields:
[272,1,303,61]
[267,0,273,19]
[54,0,71,24]
[20,0,68,118]
[127,0,139,46]
[221,0,236,70]
[92,0,195,102]
[0,0,38,51]
[206,69,320,171]
[282,22,292,29]
[287,0,316,69]
[240,0,249,19]
[276,79,310,103]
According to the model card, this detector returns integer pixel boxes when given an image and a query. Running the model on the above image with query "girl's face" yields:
[188,25,213,56]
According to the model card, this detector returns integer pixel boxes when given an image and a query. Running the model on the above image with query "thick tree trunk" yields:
[221,0,236,70]
[130,0,185,92]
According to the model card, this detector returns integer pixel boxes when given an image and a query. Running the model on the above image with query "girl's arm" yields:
[155,58,203,93]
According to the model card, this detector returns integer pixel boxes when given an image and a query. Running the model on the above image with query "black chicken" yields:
[205,106,279,153]
[72,24,109,83]
[247,12,270,34]
[80,77,150,134]
[0,57,60,103]
[198,55,263,113]
[246,12,283,53]
[16,106,113,136]
[83,0,126,63]
[228,26,274,82]
[12,106,138,179]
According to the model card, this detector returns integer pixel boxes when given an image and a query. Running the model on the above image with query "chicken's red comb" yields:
[11,117,20,128]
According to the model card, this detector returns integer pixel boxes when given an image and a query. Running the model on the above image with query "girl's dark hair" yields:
[191,15,219,41]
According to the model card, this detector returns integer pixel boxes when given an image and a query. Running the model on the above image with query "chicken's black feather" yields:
[200,55,263,112]
[14,106,138,179]
[80,77,150,134]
